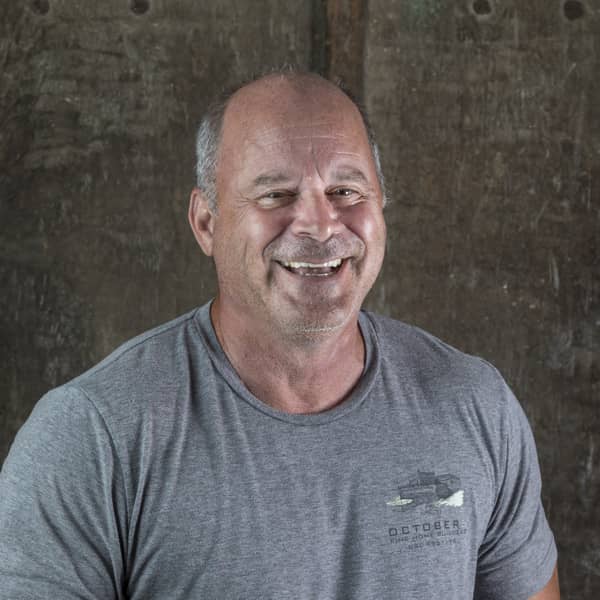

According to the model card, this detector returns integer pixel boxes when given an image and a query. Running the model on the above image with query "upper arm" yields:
[474,373,558,599]
[529,565,560,600]
[0,387,127,599]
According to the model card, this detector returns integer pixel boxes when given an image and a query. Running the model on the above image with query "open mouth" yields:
[277,258,345,277]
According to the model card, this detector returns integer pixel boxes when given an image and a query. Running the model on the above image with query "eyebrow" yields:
[250,166,373,189]
[251,172,295,188]
[331,166,372,187]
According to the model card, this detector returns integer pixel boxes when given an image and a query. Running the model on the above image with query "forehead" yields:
[219,77,372,163]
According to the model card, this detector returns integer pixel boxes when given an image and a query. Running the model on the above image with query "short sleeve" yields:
[0,386,128,600]
[474,376,557,599]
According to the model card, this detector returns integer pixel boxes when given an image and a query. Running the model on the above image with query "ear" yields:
[188,187,216,257]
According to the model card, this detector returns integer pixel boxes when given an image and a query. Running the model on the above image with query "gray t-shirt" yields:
[0,303,557,599]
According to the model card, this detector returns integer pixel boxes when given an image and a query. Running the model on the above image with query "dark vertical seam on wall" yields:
[325,0,368,103]
[358,0,369,104]
[310,0,329,77]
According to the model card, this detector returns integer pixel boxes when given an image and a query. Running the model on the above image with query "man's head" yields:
[195,69,387,212]
[189,69,387,339]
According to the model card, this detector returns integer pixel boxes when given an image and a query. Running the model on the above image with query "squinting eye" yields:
[257,191,295,207]
[329,188,361,201]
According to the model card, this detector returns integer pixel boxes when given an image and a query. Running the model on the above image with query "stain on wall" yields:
[1,0,598,597]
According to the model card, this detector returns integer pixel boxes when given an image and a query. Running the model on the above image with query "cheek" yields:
[244,213,286,243]
[344,205,387,248]
[215,209,290,266]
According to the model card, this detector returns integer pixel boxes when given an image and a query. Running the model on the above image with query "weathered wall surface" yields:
[364,2,599,597]
[364,0,600,598]
[0,0,312,450]
[1,0,598,597]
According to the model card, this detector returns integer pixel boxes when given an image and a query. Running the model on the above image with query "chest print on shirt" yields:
[386,470,464,510]
[384,470,469,553]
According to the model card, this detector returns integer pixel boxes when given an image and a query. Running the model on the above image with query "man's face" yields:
[207,77,386,337]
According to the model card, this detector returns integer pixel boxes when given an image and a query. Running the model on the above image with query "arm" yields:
[529,565,560,600]
[0,387,126,599]
[474,368,558,599]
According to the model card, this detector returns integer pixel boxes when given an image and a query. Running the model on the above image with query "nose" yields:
[289,191,344,242]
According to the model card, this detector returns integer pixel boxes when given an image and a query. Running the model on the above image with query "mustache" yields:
[267,235,364,263]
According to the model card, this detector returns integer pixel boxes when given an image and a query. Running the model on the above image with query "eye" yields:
[328,187,363,204]
[257,190,296,208]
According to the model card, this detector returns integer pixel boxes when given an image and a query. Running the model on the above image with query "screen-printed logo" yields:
[385,470,468,552]
[386,470,464,511]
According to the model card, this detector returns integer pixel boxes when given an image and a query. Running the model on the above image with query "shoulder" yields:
[34,307,208,431]
[74,309,199,385]
[363,310,506,397]
[7,385,110,459]
[363,311,539,471]
[69,307,202,395]
[10,308,211,478]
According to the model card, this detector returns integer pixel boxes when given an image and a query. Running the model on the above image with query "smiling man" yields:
[0,70,559,599]
[188,72,386,416]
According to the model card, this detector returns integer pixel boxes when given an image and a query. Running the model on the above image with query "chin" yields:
[291,320,346,335]
[276,303,355,339]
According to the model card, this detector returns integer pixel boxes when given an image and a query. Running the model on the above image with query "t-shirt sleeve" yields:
[0,385,127,599]
[474,373,557,599]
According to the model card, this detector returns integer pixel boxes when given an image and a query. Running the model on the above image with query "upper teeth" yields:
[281,259,342,269]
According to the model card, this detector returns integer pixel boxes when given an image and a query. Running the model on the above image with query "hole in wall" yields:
[31,0,50,15]
[472,0,493,16]
[563,0,585,20]
[130,0,150,15]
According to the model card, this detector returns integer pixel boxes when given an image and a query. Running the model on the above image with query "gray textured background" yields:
[1,0,598,597]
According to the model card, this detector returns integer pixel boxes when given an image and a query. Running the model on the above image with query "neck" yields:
[210,299,365,414]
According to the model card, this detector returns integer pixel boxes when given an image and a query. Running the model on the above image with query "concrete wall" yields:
[1,1,598,597]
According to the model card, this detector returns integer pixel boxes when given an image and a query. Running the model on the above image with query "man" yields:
[0,70,559,598]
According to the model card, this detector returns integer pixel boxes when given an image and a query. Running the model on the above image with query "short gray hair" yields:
[195,68,387,212]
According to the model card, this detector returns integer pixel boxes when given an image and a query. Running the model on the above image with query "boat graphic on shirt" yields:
[386,471,464,509]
